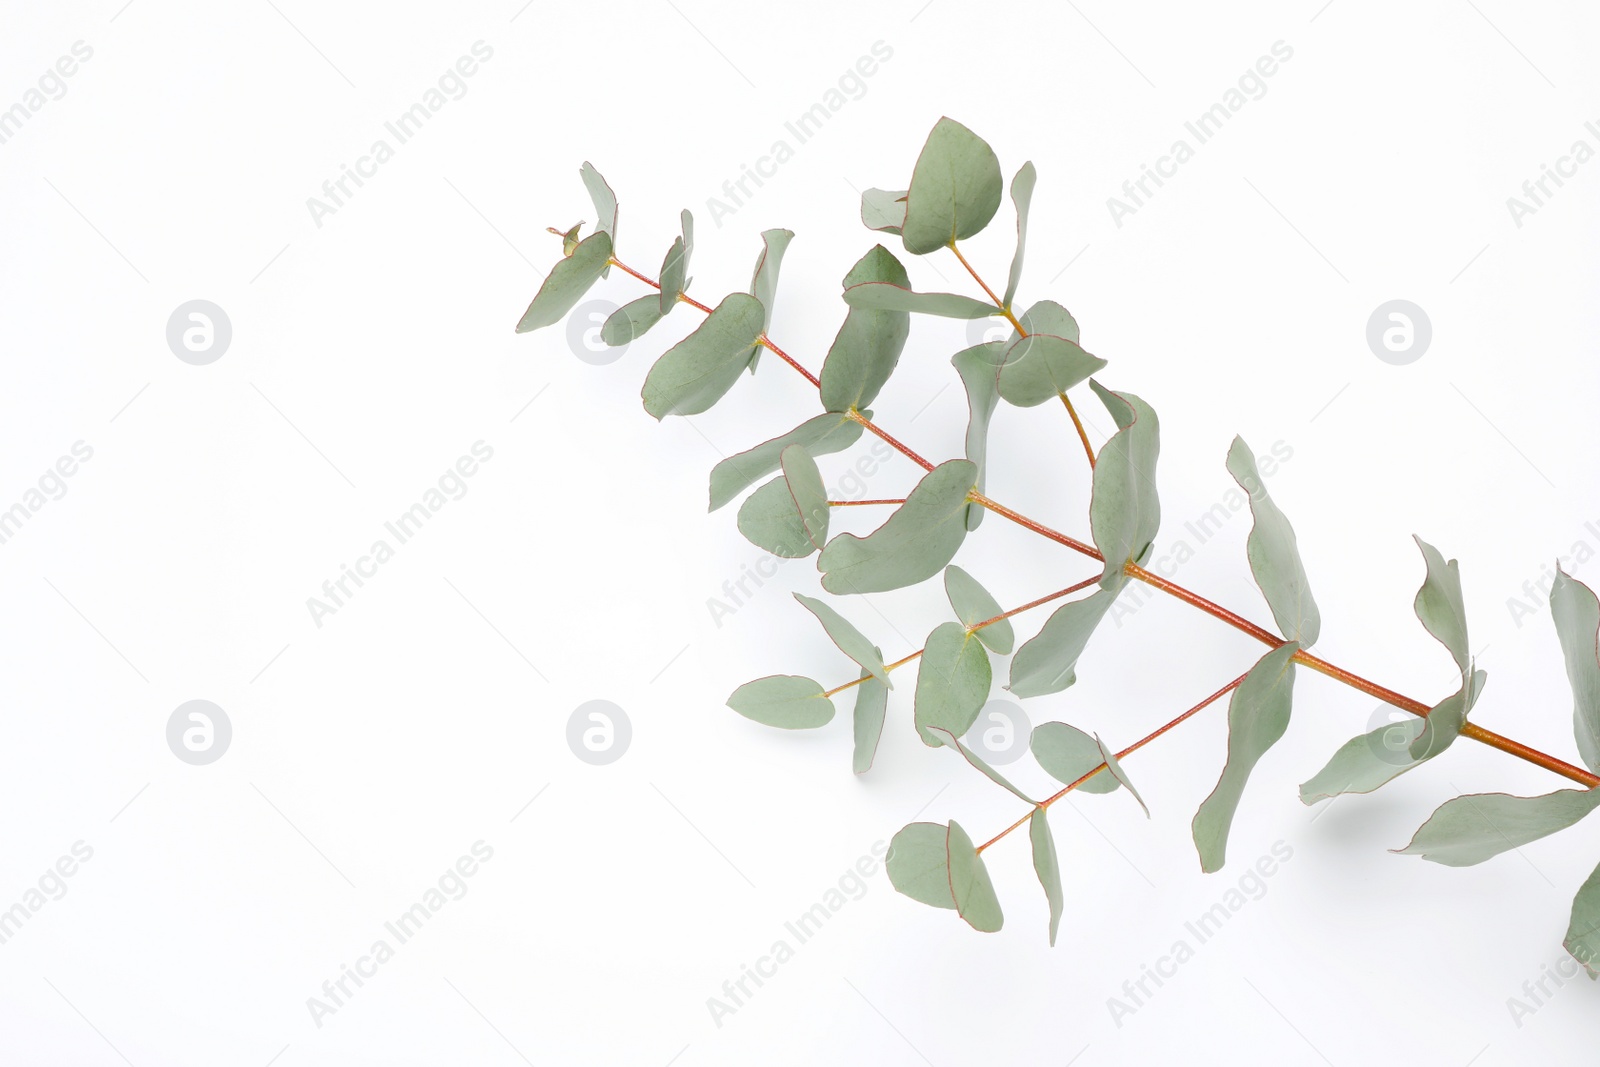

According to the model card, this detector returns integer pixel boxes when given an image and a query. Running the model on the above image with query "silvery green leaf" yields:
[515,230,613,334]
[1095,734,1148,816]
[1029,809,1064,946]
[819,245,912,413]
[726,674,834,729]
[914,622,991,746]
[794,593,890,688]
[735,448,829,558]
[819,459,977,594]
[579,161,616,277]
[1299,716,1425,804]
[749,228,794,336]
[1413,536,1471,674]
[1192,642,1300,873]
[1409,667,1486,761]
[1394,787,1600,866]
[658,208,694,315]
[601,294,665,346]
[561,221,582,256]
[925,726,1035,804]
[996,333,1108,408]
[1551,567,1600,774]
[842,282,999,320]
[952,342,1003,531]
[1087,381,1161,587]
[947,820,1004,932]
[1032,720,1120,794]
[1227,436,1321,647]
[1007,586,1119,699]
[1015,299,1080,342]
[852,665,889,775]
[640,292,764,418]
[1003,161,1036,310]
[707,411,866,512]
[1564,858,1600,978]
[944,565,1013,654]
[887,822,956,909]
[901,117,1004,255]
[861,187,908,235]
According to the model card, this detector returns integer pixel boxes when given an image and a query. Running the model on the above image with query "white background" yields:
[3,0,1599,1063]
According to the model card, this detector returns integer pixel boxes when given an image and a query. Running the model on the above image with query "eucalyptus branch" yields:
[516,120,1600,971]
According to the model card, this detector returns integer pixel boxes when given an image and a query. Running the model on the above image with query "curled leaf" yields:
[1227,436,1320,647]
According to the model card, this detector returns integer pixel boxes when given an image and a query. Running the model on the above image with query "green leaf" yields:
[601,294,665,346]
[1409,668,1486,761]
[887,822,958,910]
[515,230,613,334]
[944,565,1013,654]
[1394,787,1600,866]
[749,228,793,336]
[1299,715,1425,804]
[1192,642,1300,873]
[794,593,890,688]
[1029,808,1064,946]
[819,246,912,413]
[996,333,1108,408]
[947,820,1003,932]
[842,282,999,320]
[579,161,617,278]
[1015,299,1080,341]
[1087,381,1161,588]
[914,622,991,746]
[1095,734,1149,816]
[727,674,834,729]
[736,446,829,557]
[1003,161,1035,310]
[1564,857,1600,978]
[658,208,694,314]
[861,188,907,235]
[852,664,889,775]
[640,292,765,418]
[1413,536,1471,674]
[707,411,865,512]
[819,459,977,594]
[901,117,1004,255]
[952,342,1003,531]
[1551,567,1600,775]
[560,221,582,256]
[925,726,1035,804]
[1007,586,1119,699]
[1032,720,1121,795]
[1227,436,1321,647]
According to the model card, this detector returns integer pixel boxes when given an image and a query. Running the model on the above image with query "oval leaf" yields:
[819,459,977,595]
[1394,787,1600,866]
[1191,642,1300,873]
[515,230,613,334]
[708,411,865,512]
[901,117,1004,255]
[794,592,890,688]
[1032,721,1120,794]
[1228,436,1320,647]
[996,333,1107,408]
[1029,808,1064,946]
[601,294,665,346]
[886,822,957,910]
[944,565,1013,654]
[842,282,999,320]
[1551,567,1600,775]
[641,292,765,419]
[914,622,991,746]
[947,820,1003,932]
[727,674,834,729]
[735,447,829,558]
[819,245,912,413]
[852,665,889,775]
[1008,586,1119,699]
[1087,381,1161,587]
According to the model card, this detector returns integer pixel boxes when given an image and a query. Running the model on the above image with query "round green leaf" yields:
[901,117,1004,255]
[726,674,834,729]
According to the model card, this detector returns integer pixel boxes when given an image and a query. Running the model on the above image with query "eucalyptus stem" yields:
[589,237,1600,792]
